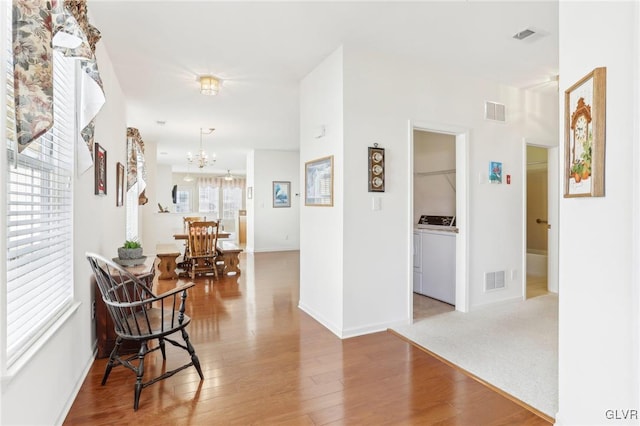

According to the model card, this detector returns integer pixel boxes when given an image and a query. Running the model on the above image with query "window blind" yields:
[5,27,75,365]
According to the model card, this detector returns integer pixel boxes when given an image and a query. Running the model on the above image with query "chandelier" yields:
[187,128,215,168]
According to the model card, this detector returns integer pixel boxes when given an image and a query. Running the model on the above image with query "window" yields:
[198,186,219,216]
[175,187,192,213]
[222,187,242,220]
[5,24,76,365]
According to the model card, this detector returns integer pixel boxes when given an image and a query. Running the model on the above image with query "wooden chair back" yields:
[183,216,206,232]
[187,221,219,258]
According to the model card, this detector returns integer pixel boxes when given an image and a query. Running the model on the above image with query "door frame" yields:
[521,138,559,298]
[409,121,470,315]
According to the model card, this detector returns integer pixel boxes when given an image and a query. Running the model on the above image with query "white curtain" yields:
[197,176,245,189]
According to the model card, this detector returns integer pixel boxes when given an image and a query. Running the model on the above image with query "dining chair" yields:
[184,220,220,280]
[86,252,204,410]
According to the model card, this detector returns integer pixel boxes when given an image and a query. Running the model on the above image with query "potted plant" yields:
[118,240,143,260]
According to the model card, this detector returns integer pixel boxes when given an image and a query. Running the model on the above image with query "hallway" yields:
[64,251,549,424]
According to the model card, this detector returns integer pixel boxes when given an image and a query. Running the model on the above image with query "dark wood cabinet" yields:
[94,257,156,359]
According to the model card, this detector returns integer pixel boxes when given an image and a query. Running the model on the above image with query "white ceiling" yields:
[89,1,558,177]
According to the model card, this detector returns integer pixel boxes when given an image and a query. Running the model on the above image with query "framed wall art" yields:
[368,144,385,192]
[273,181,291,208]
[94,143,107,195]
[564,67,606,198]
[489,161,503,184]
[116,162,124,206]
[305,155,333,206]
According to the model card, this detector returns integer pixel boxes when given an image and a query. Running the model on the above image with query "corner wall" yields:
[556,2,639,424]
[299,46,345,336]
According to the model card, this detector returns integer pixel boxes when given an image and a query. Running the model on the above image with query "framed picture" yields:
[489,161,502,184]
[273,181,291,208]
[305,155,333,206]
[564,67,606,198]
[116,162,124,206]
[94,143,107,195]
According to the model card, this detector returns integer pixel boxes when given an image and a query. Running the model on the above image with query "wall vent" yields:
[485,101,506,122]
[485,271,506,291]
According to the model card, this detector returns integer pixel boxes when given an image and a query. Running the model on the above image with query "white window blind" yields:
[5,27,75,365]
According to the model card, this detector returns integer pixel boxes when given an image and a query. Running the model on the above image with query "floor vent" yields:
[485,271,506,291]
[485,101,506,122]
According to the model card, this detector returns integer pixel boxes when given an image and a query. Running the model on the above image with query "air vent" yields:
[513,29,535,40]
[485,101,506,122]
[485,271,506,291]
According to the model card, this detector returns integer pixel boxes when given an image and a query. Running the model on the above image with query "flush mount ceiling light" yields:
[513,28,535,40]
[187,128,216,168]
[199,75,220,96]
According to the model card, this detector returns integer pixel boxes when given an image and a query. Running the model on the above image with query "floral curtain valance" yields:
[127,127,146,195]
[11,0,105,174]
[197,176,246,190]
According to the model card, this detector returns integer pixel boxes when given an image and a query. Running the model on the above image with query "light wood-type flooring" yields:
[64,251,550,425]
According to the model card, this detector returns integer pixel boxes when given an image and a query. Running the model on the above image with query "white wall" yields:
[414,130,456,222]
[557,2,639,425]
[0,41,128,425]
[299,46,345,336]
[299,42,558,337]
[252,150,300,252]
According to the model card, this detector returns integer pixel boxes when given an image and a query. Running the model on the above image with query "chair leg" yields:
[102,337,122,385]
[159,337,166,360]
[133,341,148,411]
[181,328,204,380]
[213,257,219,280]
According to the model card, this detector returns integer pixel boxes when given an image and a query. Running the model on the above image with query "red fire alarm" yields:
[506,174,511,184]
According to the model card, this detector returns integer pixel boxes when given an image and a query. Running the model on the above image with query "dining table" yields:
[173,230,231,240]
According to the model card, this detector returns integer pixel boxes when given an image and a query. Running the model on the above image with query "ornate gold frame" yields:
[564,67,606,198]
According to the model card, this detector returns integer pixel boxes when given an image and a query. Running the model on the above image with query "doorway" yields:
[526,146,549,298]
[524,143,559,298]
[409,121,469,321]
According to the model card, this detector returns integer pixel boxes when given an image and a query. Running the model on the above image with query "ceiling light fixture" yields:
[199,75,220,96]
[187,128,216,168]
[224,169,233,181]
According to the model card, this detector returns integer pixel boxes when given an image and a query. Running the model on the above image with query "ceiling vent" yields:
[513,29,535,40]
[485,101,506,122]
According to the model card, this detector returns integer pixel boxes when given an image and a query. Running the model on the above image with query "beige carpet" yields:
[393,294,558,417]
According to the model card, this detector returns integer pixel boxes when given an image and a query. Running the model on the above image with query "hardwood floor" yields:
[64,251,550,425]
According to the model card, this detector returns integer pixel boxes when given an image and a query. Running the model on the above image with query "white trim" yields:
[0,301,80,387]
[342,320,406,339]
[298,301,343,338]
[54,345,96,426]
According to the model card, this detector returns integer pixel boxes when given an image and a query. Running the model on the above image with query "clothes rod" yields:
[415,169,456,177]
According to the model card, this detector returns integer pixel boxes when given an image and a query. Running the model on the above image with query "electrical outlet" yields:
[91,301,96,320]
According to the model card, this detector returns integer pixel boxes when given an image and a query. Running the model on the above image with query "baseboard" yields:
[253,247,300,253]
[342,318,409,339]
[298,301,343,338]
[298,301,408,340]
[55,347,97,426]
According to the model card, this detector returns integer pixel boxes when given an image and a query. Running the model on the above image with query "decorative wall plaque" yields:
[368,144,385,192]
